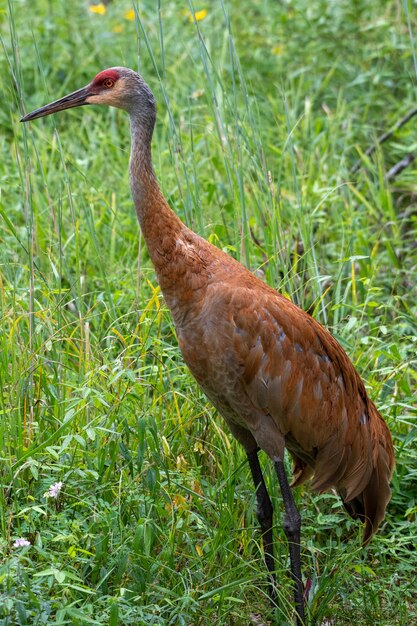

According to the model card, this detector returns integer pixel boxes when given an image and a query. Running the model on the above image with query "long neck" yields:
[129,111,183,271]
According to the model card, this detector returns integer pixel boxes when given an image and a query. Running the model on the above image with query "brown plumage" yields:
[22,67,395,625]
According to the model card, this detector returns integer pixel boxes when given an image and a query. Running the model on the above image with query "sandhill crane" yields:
[22,68,395,625]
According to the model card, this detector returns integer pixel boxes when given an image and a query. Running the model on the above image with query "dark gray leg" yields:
[275,458,305,625]
[247,449,276,603]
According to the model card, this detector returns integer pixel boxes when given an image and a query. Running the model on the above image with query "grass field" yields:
[1,0,417,624]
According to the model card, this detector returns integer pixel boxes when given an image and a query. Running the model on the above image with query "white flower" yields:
[47,482,63,499]
[13,538,31,548]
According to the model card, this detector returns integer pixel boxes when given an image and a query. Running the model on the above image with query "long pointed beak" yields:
[20,85,91,122]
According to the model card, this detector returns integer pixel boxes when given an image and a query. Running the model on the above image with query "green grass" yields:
[1,0,417,624]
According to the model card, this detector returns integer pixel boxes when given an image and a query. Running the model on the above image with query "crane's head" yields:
[21,67,155,123]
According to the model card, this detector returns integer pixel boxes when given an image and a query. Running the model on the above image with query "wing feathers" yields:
[230,286,394,542]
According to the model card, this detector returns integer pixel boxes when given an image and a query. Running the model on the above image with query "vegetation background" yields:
[1,0,416,624]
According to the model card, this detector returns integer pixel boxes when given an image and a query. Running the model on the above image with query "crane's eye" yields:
[103,78,114,88]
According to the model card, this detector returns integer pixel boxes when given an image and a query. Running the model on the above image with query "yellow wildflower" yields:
[112,24,124,33]
[272,44,284,56]
[89,3,106,15]
[185,8,207,23]
[194,9,207,21]
[124,9,135,20]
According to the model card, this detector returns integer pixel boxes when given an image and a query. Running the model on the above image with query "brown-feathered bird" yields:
[21,68,395,626]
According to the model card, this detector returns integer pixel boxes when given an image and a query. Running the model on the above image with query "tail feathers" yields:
[342,441,393,545]
[361,443,393,544]
[289,398,394,544]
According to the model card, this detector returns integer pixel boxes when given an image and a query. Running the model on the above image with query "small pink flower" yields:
[13,538,31,548]
[47,482,63,499]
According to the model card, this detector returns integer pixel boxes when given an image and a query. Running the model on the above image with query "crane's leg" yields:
[247,449,276,603]
[274,458,305,626]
